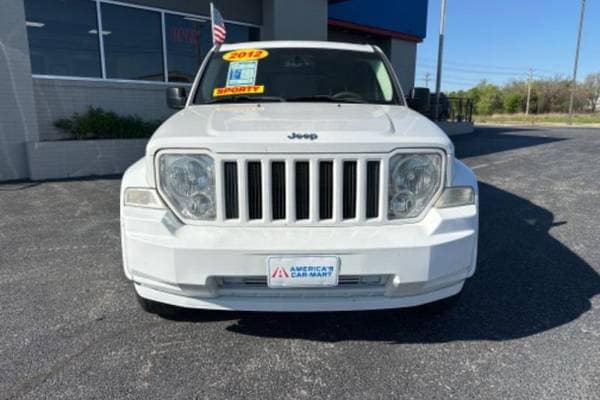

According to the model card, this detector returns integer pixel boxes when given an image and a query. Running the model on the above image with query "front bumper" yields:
[121,204,478,312]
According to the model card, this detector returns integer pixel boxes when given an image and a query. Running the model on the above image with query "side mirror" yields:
[407,87,431,113]
[166,87,187,109]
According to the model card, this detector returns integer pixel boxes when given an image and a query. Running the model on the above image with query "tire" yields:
[417,291,462,316]
[135,291,181,317]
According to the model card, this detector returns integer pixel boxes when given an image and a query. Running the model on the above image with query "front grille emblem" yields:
[288,132,318,140]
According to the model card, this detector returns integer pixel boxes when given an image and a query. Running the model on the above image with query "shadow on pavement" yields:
[168,181,599,343]
[453,126,566,159]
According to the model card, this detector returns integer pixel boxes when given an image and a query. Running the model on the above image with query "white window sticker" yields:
[226,61,258,87]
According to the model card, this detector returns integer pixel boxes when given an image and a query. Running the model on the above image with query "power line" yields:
[415,70,488,85]
[418,57,565,76]
[418,63,530,77]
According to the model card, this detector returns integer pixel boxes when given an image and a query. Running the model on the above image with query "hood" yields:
[147,103,453,155]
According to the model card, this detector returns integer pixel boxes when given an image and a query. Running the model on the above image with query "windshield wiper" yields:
[287,95,366,104]
[202,95,285,104]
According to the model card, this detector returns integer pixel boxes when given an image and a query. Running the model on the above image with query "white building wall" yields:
[387,38,417,94]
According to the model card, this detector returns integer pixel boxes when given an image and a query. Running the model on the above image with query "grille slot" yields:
[295,161,310,220]
[319,161,333,220]
[247,161,262,220]
[271,161,286,220]
[223,162,239,219]
[366,161,380,219]
[343,161,357,219]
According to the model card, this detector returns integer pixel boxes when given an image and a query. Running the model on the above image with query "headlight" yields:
[158,154,216,220]
[388,153,442,219]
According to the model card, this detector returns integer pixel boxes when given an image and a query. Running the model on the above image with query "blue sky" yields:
[416,0,600,92]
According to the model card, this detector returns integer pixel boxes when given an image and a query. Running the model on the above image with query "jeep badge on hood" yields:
[288,132,318,140]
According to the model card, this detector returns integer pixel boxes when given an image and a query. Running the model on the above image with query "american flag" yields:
[211,4,226,45]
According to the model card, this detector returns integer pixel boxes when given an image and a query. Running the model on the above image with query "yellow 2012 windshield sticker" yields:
[223,49,269,62]
[213,85,265,97]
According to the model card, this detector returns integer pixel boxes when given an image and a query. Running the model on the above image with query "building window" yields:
[165,15,208,83]
[101,4,164,81]
[24,0,101,78]
[165,16,260,83]
[226,23,260,44]
[24,1,260,83]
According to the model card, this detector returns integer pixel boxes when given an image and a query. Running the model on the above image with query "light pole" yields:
[424,72,432,89]
[568,0,586,124]
[525,68,533,116]
[435,0,448,121]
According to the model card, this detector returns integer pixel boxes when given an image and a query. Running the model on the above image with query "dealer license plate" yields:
[267,256,340,288]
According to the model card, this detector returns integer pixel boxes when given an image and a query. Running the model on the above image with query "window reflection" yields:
[166,17,260,83]
[24,0,101,77]
[101,4,164,81]
[166,15,208,83]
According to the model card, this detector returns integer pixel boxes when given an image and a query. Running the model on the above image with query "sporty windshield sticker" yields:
[226,61,258,87]
[213,85,265,97]
[223,49,269,62]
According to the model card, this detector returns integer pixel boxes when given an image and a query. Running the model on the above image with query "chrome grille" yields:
[221,156,384,224]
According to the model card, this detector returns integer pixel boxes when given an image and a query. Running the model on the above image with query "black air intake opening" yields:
[295,162,310,220]
[343,161,357,219]
[319,161,333,220]
[247,161,262,220]
[366,161,380,219]
[271,161,286,220]
[224,162,239,219]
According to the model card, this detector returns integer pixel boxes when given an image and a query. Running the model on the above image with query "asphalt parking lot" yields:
[1,126,599,399]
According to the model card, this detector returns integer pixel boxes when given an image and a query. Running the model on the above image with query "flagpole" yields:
[210,2,215,46]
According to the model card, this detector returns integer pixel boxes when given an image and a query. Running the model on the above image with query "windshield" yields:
[193,47,402,105]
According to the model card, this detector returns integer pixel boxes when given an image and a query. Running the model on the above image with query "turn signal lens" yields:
[435,187,475,208]
[124,188,164,209]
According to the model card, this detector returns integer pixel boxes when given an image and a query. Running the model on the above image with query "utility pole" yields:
[568,0,586,124]
[424,72,432,89]
[525,68,533,115]
[435,0,448,121]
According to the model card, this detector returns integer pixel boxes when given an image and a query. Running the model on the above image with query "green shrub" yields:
[54,107,162,140]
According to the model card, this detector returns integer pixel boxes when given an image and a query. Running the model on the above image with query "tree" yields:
[502,81,528,113]
[469,81,504,115]
[503,93,522,113]
[442,72,600,115]
[583,73,600,112]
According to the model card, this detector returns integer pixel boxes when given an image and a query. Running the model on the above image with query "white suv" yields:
[120,41,478,314]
